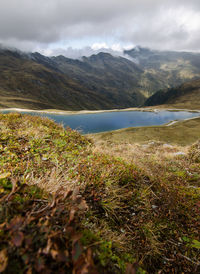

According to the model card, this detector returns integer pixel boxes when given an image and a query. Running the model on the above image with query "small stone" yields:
[152,205,158,209]
[142,145,148,148]
[42,157,48,161]
[148,141,155,145]
[163,144,173,148]
[174,152,186,156]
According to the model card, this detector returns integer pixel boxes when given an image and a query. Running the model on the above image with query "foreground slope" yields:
[0,113,199,273]
[144,78,200,110]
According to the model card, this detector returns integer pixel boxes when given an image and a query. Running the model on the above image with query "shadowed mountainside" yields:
[0,49,146,110]
[144,78,200,109]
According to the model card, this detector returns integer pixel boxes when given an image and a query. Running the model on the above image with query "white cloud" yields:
[91,43,109,50]
[39,44,135,60]
[0,0,200,54]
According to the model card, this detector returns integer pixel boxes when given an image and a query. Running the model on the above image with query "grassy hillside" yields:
[0,113,200,273]
[91,117,200,146]
[90,117,200,181]
[145,78,200,110]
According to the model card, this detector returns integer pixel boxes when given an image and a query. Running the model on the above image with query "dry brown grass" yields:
[91,138,190,180]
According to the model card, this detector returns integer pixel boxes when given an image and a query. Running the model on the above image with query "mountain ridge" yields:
[1,46,200,110]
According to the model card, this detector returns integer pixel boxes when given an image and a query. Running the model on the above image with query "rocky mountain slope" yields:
[0,49,146,110]
[1,46,200,110]
[125,46,200,92]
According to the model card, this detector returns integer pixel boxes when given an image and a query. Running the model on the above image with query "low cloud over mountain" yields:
[0,0,200,54]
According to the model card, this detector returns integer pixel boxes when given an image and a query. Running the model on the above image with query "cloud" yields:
[0,0,200,54]
[40,44,135,61]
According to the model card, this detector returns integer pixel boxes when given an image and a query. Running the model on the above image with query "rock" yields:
[163,144,173,148]
[173,152,186,156]
[152,205,158,209]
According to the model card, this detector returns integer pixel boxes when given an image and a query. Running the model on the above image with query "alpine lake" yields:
[1,109,200,134]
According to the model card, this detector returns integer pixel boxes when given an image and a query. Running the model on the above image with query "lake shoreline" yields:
[88,115,200,136]
[1,107,200,135]
[0,106,200,115]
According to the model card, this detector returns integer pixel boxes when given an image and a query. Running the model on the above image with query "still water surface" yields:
[2,110,200,134]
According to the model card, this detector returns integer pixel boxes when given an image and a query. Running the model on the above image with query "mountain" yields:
[50,52,147,107]
[125,46,200,95]
[1,46,200,110]
[0,49,147,110]
[144,78,200,109]
[0,49,108,110]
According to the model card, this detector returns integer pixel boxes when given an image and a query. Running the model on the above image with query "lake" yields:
[1,110,200,134]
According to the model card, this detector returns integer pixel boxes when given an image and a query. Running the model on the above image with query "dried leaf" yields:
[50,249,58,260]
[0,249,8,273]
[126,263,137,274]
[71,233,82,243]
[43,239,52,255]
[196,201,200,208]
[78,199,88,211]
[8,216,24,231]
[73,248,98,274]
[12,231,24,247]
[6,178,18,200]
[63,188,73,199]
[26,268,32,274]
[72,187,80,201]
[25,236,32,247]
[69,208,76,224]
[35,257,45,272]
[0,223,6,230]
[86,248,93,265]
[57,251,69,263]
[78,264,89,274]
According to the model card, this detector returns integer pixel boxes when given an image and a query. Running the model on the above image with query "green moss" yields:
[81,231,139,273]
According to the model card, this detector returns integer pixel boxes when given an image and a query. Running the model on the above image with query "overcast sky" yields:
[0,0,200,58]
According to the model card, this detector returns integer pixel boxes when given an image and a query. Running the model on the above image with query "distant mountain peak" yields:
[86,52,114,60]
[124,45,156,57]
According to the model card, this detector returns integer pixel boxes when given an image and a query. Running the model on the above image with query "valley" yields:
[1,46,200,111]
[145,78,200,110]
[0,46,200,273]
[1,0,200,272]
